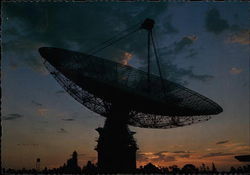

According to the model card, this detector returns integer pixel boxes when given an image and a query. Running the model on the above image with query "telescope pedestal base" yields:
[95,118,138,173]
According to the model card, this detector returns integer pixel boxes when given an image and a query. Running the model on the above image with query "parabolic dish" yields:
[39,47,223,129]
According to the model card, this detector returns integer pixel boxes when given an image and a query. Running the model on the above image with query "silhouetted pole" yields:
[36,158,40,171]
[147,30,151,92]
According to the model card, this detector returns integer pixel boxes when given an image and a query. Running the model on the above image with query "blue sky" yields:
[2,2,249,171]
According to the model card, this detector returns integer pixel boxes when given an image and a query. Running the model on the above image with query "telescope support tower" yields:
[95,104,138,173]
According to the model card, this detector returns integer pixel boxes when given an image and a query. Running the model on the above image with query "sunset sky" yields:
[2,2,249,171]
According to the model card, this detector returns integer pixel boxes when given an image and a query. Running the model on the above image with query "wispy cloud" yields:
[62,118,75,121]
[147,151,176,162]
[31,100,42,106]
[221,142,250,153]
[2,113,23,121]
[17,143,39,147]
[230,67,243,75]
[201,152,234,158]
[172,66,214,83]
[178,154,190,158]
[171,151,192,158]
[37,108,48,116]
[216,140,229,145]
[172,151,187,153]
[227,29,249,45]
[173,35,198,54]
[137,152,150,162]
[137,150,194,164]
[58,128,67,134]
[154,155,176,162]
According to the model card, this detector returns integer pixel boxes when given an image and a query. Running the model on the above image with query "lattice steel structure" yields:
[42,47,221,129]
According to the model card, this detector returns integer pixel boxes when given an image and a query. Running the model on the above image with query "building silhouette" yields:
[61,151,81,174]
[82,161,97,174]
[36,158,40,171]
[141,162,162,173]
[66,151,78,169]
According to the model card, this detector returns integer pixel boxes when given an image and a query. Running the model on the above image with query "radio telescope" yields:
[39,19,222,173]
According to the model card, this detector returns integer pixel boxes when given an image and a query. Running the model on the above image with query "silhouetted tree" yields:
[237,166,243,173]
[182,164,198,173]
[230,166,236,173]
[169,165,180,173]
[161,166,169,173]
[212,162,217,173]
[200,163,206,172]
[142,162,161,173]
[82,161,97,174]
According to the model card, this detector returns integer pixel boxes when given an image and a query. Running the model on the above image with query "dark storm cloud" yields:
[3,3,168,47]
[3,3,213,84]
[205,8,229,34]
[2,3,168,73]
[58,128,67,133]
[2,113,23,121]
[216,140,229,145]
[201,152,234,158]
[31,100,42,106]
[62,118,75,121]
